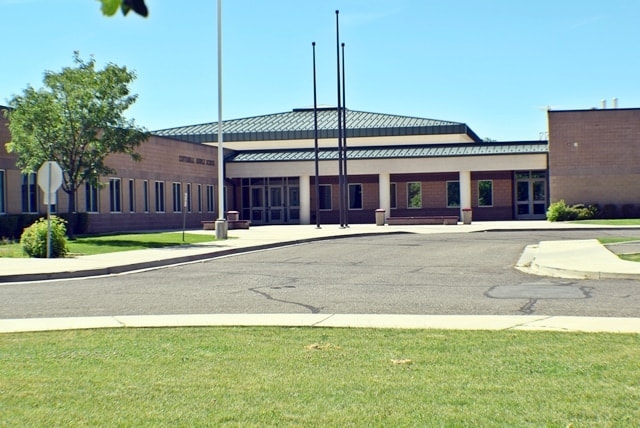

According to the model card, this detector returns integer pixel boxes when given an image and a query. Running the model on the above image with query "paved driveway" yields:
[1,231,639,318]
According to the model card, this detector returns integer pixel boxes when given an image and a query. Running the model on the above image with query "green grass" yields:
[1,327,639,426]
[0,232,216,258]
[573,218,640,225]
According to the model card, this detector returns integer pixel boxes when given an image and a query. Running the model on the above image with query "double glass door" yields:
[242,177,300,225]
[515,171,547,219]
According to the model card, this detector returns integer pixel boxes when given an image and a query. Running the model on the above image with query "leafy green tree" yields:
[4,52,148,220]
[100,0,149,17]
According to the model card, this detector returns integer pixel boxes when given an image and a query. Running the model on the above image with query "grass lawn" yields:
[1,327,638,426]
[0,232,216,258]
[573,219,640,226]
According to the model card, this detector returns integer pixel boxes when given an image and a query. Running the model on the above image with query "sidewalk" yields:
[2,220,640,334]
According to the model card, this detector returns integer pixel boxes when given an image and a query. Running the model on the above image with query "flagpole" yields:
[341,42,349,227]
[312,42,321,229]
[335,10,345,228]
[215,0,228,239]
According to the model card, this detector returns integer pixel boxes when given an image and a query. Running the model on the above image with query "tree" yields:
[100,0,149,17]
[4,52,148,225]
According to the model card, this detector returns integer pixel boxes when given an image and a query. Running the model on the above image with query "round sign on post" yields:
[37,161,63,258]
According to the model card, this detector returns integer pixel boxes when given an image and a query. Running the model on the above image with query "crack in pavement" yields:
[248,287,322,313]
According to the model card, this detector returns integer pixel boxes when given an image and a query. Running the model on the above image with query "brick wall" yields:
[548,108,640,206]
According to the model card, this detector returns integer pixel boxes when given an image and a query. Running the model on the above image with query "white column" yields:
[459,170,472,214]
[378,173,391,218]
[299,175,311,225]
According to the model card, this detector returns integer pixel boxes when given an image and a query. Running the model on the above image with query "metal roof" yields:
[228,141,548,162]
[153,108,481,143]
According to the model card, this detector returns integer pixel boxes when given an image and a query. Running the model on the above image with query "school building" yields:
[1,104,637,233]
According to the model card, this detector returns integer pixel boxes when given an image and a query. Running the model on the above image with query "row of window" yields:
[86,179,216,214]
[0,172,494,215]
[0,171,216,215]
[316,180,493,211]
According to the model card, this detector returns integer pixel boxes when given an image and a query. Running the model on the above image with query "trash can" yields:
[461,208,472,225]
[226,211,239,222]
[375,209,386,226]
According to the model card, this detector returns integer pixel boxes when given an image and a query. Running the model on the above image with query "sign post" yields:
[37,161,63,258]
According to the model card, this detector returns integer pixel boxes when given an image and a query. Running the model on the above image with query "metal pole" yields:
[47,163,52,258]
[312,42,321,229]
[215,0,227,239]
[335,10,345,228]
[341,42,349,227]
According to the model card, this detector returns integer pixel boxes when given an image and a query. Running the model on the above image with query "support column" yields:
[299,175,311,225]
[378,173,391,220]
[459,170,472,220]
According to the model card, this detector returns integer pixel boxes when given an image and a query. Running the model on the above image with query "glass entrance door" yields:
[242,177,300,225]
[515,171,547,219]
[267,186,284,224]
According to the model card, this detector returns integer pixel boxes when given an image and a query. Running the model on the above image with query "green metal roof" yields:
[153,108,481,143]
[228,141,548,162]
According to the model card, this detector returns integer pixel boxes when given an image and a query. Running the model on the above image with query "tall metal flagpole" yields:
[215,0,228,239]
[341,42,349,227]
[312,42,321,229]
[335,10,345,228]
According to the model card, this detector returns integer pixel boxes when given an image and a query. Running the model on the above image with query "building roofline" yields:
[548,107,640,114]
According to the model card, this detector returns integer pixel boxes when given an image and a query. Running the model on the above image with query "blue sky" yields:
[2,0,640,141]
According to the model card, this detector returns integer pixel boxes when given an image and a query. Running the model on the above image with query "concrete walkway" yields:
[2,220,640,334]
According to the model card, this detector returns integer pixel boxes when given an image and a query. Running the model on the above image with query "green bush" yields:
[20,216,69,258]
[546,200,598,222]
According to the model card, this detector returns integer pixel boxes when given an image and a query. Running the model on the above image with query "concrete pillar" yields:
[459,170,472,217]
[299,175,311,225]
[378,173,391,220]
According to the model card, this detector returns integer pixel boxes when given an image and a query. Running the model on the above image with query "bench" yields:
[201,219,251,230]
[386,216,459,226]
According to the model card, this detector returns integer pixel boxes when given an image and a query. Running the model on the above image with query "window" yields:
[206,185,215,213]
[478,180,493,207]
[109,178,122,212]
[390,182,397,209]
[172,182,182,212]
[0,170,5,213]
[186,183,192,213]
[197,184,202,213]
[447,181,460,208]
[155,181,165,212]
[143,180,150,213]
[407,182,421,209]
[85,182,99,213]
[318,184,332,210]
[128,179,135,213]
[348,183,363,210]
[21,173,38,213]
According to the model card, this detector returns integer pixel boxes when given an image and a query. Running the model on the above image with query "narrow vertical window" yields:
[155,181,165,212]
[143,180,149,213]
[197,184,202,213]
[186,183,192,213]
[478,180,493,207]
[447,181,460,208]
[390,182,397,210]
[0,170,6,213]
[348,183,363,210]
[128,179,135,213]
[109,178,122,212]
[172,182,182,212]
[85,182,99,213]
[407,182,421,209]
[21,173,38,213]
[318,184,332,210]
[206,185,215,213]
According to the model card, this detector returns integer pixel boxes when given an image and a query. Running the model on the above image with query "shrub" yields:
[546,200,598,222]
[20,216,69,258]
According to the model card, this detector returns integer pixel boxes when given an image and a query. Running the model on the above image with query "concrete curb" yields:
[2,314,640,334]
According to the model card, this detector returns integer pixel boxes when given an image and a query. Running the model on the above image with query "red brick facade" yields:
[548,108,640,207]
